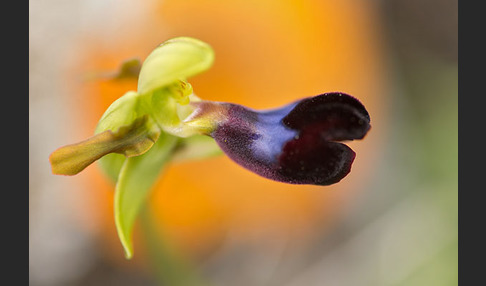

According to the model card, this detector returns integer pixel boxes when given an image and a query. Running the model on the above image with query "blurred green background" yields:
[29,0,457,285]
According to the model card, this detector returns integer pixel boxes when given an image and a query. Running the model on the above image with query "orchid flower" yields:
[49,37,371,259]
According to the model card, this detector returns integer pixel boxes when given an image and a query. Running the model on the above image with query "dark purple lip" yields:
[210,92,371,185]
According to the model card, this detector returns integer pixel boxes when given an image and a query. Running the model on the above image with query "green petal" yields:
[114,132,178,259]
[49,115,160,176]
[137,37,214,95]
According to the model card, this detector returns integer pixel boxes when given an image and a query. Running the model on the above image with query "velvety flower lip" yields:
[208,92,371,186]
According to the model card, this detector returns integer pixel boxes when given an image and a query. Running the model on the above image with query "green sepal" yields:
[94,90,152,181]
[137,37,214,95]
[171,135,223,163]
[114,132,178,259]
[95,91,149,134]
[98,153,125,183]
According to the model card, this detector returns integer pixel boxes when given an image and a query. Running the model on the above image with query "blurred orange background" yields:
[30,0,456,285]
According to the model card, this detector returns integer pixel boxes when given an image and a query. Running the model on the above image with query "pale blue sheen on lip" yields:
[250,102,299,164]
